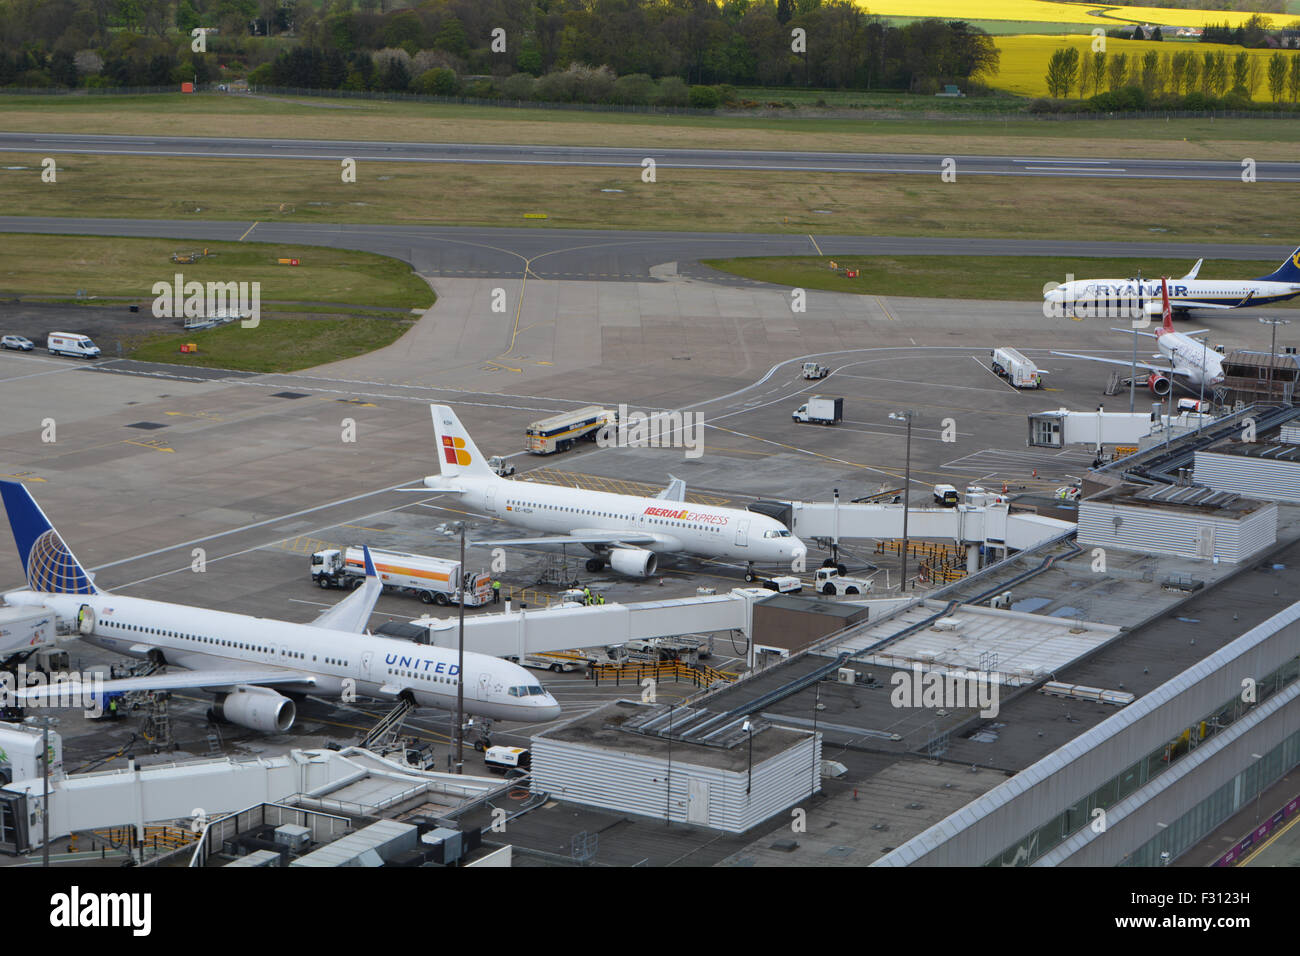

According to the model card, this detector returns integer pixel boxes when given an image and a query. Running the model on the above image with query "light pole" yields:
[1258,317,1290,401]
[743,719,754,798]
[889,411,913,591]
[455,522,466,773]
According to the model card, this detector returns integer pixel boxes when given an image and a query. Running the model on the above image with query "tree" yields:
[1182,53,1198,95]
[1232,51,1249,93]
[1090,50,1106,97]
[1201,51,1214,95]
[1141,50,1158,95]
[1247,54,1263,100]
[776,0,793,26]
[1267,52,1286,103]
[1045,47,1079,98]
[1107,52,1127,92]
[1289,54,1300,103]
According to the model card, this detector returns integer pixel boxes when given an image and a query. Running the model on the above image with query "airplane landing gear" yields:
[745,562,756,582]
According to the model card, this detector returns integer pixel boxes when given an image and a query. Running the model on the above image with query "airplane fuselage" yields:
[1047,278,1300,314]
[1155,331,1225,387]
[2,589,561,722]
[435,474,806,568]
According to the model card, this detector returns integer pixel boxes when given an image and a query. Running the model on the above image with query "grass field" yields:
[702,254,1297,302]
[853,0,1284,29]
[5,94,1300,160]
[994,34,1300,98]
[0,234,433,308]
[2,153,1296,243]
[127,315,415,373]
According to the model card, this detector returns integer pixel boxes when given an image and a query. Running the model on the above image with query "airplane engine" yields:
[214,686,296,733]
[1147,373,1172,396]
[608,548,658,578]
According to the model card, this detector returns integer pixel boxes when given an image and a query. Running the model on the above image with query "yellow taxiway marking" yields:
[238,221,259,241]
[334,398,377,406]
[0,472,44,482]
[1237,810,1300,866]
[122,439,174,453]
[875,296,897,322]
[535,361,553,366]
[808,234,823,256]
[483,360,523,373]
[164,411,224,420]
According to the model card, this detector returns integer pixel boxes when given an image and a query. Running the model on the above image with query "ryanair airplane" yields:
[1044,246,1300,319]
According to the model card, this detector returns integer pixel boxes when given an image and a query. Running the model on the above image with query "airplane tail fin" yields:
[429,405,495,480]
[1257,247,1300,283]
[1160,277,1174,334]
[1181,258,1203,282]
[0,481,98,594]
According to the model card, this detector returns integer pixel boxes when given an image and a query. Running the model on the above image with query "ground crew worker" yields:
[583,586,592,605]
[492,579,501,603]
[597,594,605,606]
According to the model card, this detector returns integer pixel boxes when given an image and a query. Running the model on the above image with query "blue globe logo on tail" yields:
[27,529,95,594]
[0,480,98,595]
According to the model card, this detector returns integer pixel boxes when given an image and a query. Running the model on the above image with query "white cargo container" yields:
[0,606,56,656]
[310,546,493,607]
[990,347,1043,389]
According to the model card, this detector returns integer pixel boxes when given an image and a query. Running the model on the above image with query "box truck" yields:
[792,395,843,425]
[310,546,493,607]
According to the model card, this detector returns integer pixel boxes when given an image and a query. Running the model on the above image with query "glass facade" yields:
[988,653,1300,866]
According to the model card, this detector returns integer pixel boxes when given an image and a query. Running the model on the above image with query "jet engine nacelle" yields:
[215,686,296,733]
[608,548,658,578]
[1147,373,1172,396]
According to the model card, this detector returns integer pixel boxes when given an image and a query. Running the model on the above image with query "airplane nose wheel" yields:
[745,562,756,582]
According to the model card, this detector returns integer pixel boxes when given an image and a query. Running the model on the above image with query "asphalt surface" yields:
[5,133,1300,182]
[0,216,1293,283]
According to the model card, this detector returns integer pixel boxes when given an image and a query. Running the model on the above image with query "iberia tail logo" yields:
[442,435,471,466]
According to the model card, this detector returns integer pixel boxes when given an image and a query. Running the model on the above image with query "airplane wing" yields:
[11,668,316,702]
[312,545,382,633]
[473,528,675,549]
[656,476,687,502]
[1050,352,1190,377]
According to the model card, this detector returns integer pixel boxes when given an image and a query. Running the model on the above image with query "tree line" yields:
[0,0,999,98]
[1044,45,1300,108]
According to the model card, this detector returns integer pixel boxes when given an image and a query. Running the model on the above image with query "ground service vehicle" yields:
[484,745,531,774]
[47,332,100,359]
[815,567,871,596]
[0,723,64,784]
[0,606,56,655]
[933,484,960,507]
[990,347,1042,389]
[526,405,617,454]
[792,395,843,424]
[802,362,829,379]
[1,335,33,351]
[762,576,803,593]
[310,546,492,607]
[487,456,516,477]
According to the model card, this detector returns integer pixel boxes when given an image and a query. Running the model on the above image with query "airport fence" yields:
[590,659,737,689]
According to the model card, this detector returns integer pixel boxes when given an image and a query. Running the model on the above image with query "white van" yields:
[47,332,101,359]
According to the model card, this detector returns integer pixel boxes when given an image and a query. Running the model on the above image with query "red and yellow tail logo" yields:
[442,435,471,466]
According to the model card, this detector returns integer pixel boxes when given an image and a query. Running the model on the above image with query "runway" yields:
[5,132,1300,182]
[0,216,1291,283]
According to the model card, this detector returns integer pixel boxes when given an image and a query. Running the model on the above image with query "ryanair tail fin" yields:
[1257,246,1300,283]
[0,481,98,594]
[429,405,494,479]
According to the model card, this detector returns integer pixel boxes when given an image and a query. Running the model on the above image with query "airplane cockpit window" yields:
[528,686,546,696]
[763,529,792,538]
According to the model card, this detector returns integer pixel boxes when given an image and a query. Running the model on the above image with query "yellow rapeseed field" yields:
[856,1,1277,29]
[991,34,1298,97]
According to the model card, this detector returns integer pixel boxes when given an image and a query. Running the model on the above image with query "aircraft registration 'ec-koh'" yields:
[0,481,560,732]
[1044,246,1300,318]
[1051,277,1225,397]
[420,404,807,581]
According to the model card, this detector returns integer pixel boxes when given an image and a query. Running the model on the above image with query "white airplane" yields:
[421,405,807,582]
[1051,277,1225,397]
[1044,246,1300,318]
[0,481,561,732]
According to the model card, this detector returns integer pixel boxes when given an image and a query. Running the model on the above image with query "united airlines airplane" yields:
[1044,246,1300,318]
[0,481,560,733]
[1052,278,1225,397]
[421,405,807,581]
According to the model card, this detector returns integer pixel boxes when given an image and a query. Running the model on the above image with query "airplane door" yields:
[735,520,749,548]
[484,486,497,514]
[361,651,372,682]
[478,671,499,701]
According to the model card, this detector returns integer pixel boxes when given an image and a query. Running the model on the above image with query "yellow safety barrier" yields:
[589,660,738,689]
[503,586,553,608]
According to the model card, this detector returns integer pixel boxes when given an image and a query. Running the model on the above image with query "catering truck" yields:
[310,546,493,607]
[792,395,843,425]
[525,405,617,454]
[990,347,1043,389]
